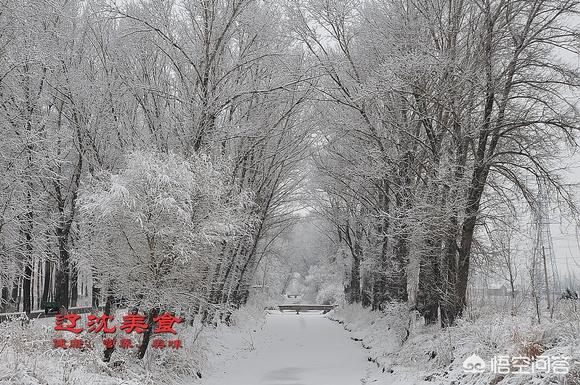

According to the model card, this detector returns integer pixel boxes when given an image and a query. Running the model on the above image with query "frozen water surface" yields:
[200,312,370,385]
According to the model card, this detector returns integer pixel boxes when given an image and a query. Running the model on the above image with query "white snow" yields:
[199,311,373,385]
[330,303,580,385]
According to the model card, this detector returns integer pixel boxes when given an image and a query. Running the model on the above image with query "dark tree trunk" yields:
[344,221,362,304]
[10,278,19,311]
[229,236,260,309]
[36,260,41,309]
[390,232,409,303]
[361,272,372,308]
[54,229,70,309]
[91,284,100,308]
[42,261,51,304]
[389,160,412,304]
[1,286,8,312]
[138,308,159,359]
[371,263,386,310]
[416,237,441,325]
[23,264,32,315]
[440,233,459,327]
[235,285,251,308]
[347,255,361,303]
[372,178,389,310]
[451,167,488,323]
[208,243,228,307]
[440,128,469,327]
[103,295,115,362]
[70,268,78,307]
[22,193,34,315]
[15,282,21,311]
[217,242,244,306]
[378,218,410,308]
[53,150,82,311]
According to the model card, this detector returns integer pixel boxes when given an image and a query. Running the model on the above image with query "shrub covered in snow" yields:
[0,305,266,385]
[329,300,580,385]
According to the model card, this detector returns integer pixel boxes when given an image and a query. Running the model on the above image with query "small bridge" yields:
[267,304,337,314]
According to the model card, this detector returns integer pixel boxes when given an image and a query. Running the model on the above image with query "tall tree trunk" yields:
[10,278,19,311]
[1,286,8,312]
[229,232,262,308]
[91,273,100,308]
[347,254,361,303]
[389,151,413,304]
[453,167,489,322]
[22,190,34,315]
[70,267,78,307]
[391,188,410,305]
[361,271,372,308]
[103,295,115,362]
[372,178,389,310]
[440,232,458,327]
[22,264,32,315]
[344,221,362,304]
[53,143,82,310]
[42,261,51,304]
[416,235,441,325]
[36,259,41,309]
[138,308,159,359]
[391,231,409,303]
[54,230,70,309]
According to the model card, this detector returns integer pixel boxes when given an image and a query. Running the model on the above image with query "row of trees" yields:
[305,0,580,326]
[1,0,579,333]
[0,0,309,325]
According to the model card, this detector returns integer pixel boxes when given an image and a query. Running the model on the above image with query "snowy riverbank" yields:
[328,303,580,385]
[0,302,266,385]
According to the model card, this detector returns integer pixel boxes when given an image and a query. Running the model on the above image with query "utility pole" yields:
[534,178,560,310]
[542,246,551,309]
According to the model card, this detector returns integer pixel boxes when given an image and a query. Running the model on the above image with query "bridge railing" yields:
[265,304,337,314]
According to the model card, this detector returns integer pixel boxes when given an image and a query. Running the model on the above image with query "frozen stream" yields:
[200,311,371,385]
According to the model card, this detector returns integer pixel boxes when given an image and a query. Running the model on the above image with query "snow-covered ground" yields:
[0,302,376,385]
[199,311,374,385]
[0,305,267,385]
[7,300,577,385]
[329,303,580,385]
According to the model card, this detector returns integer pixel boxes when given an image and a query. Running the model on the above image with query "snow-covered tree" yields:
[78,150,254,355]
